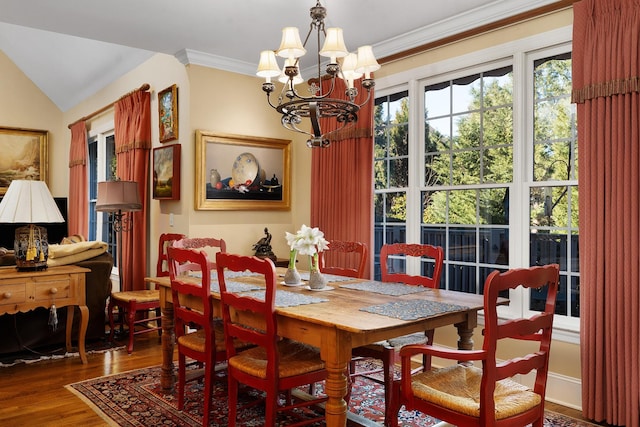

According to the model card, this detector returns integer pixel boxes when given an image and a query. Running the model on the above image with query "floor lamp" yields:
[96,180,142,292]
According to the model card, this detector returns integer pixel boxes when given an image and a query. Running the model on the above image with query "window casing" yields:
[373,28,578,341]
[88,125,118,278]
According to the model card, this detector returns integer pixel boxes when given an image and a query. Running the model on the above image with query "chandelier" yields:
[257,1,380,148]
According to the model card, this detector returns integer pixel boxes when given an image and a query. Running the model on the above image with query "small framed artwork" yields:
[153,144,181,200]
[195,131,291,211]
[0,127,48,195]
[158,84,178,143]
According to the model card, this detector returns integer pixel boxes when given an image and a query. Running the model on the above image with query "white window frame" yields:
[375,26,578,344]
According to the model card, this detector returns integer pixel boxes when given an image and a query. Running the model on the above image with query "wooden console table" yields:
[0,265,90,364]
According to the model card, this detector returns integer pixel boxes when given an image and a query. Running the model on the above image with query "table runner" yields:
[361,300,469,321]
[341,280,430,296]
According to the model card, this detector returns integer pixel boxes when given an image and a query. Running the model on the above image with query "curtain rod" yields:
[67,83,151,129]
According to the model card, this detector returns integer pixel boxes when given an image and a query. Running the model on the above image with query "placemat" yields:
[341,281,430,296]
[283,272,355,283]
[211,280,262,293]
[361,300,469,321]
[191,270,261,280]
[238,290,328,307]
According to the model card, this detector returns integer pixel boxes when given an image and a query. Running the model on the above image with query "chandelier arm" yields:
[309,102,322,138]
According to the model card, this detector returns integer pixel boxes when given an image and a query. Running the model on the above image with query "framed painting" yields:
[0,127,48,195]
[195,131,291,211]
[158,84,178,143]
[153,144,181,200]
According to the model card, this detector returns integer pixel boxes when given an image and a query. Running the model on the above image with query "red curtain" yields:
[114,89,151,292]
[68,121,88,237]
[311,78,374,278]
[572,1,640,425]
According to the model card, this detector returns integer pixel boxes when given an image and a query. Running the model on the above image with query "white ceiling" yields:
[0,0,559,112]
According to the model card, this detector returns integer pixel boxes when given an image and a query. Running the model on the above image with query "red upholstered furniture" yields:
[318,240,368,279]
[353,242,443,426]
[108,232,184,353]
[216,253,327,427]
[389,264,560,427]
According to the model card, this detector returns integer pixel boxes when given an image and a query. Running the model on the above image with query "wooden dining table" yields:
[146,268,505,427]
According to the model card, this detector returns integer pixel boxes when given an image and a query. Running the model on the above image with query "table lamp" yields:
[95,180,142,292]
[0,180,65,270]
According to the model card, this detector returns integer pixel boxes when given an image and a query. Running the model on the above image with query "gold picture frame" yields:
[0,126,48,195]
[195,131,291,211]
[158,84,178,143]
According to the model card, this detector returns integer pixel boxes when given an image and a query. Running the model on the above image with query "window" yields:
[374,30,579,338]
[88,127,117,275]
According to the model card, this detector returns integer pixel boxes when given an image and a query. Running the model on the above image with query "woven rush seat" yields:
[177,322,227,354]
[229,340,325,379]
[111,290,159,303]
[411,364,541,419]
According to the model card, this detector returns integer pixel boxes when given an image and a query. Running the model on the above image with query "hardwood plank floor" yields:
[0,332,594,426]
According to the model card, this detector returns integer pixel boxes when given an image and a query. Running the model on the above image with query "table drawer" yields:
[0,283,27,306]
[34,276,72,302]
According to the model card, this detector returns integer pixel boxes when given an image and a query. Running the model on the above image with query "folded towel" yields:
[48,241,108,259]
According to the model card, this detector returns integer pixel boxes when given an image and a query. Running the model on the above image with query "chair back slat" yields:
[173,237,226,271]
[480,263,560,421]
[380,243,443,287]
[156,233,185,277]
[216,253,278,361]
[319,240,368,278]
[167,247,214,341]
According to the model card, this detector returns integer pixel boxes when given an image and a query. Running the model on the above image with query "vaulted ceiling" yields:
[0,0,560,111]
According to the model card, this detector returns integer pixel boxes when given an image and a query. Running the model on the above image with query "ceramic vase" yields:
[307,253,327,289]
[283,249,302,285]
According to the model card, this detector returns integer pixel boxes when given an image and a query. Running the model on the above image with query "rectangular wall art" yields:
[153,144,180,200]
[195,131,291,211]
[0,127,48,195]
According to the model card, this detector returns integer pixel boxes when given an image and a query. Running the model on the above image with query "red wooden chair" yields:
[352,242,443,426]
[318,240,368,278]
[172,237,226,273]
[108,232,184,353]
[216,253,328,427]
[167,246,246,427]
[389,264,560,427]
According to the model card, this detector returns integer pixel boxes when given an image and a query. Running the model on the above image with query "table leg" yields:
[321,330,351,427]
[455,313,478,366]
[65,305,88,364]
[77,305,88,364]
[160,298,175,392]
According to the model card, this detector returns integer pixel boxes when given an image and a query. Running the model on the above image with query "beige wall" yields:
[0,50,66,196]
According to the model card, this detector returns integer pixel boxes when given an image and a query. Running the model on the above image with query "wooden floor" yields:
[0,331,593,427]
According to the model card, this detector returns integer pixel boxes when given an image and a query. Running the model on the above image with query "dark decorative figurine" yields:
[253,227,276,262]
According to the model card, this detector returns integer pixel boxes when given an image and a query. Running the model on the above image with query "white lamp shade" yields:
[256,50,281,79]
[319,27,348,61]
[0,180,64,223]
[355,45,381,78]
[96,181,142,213]
[277,27,306,59]
[340,52,363,88]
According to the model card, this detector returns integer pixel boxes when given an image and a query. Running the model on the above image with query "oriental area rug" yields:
[66,359,596,427]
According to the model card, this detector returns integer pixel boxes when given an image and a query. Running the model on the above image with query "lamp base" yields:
[14,225,49,271]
